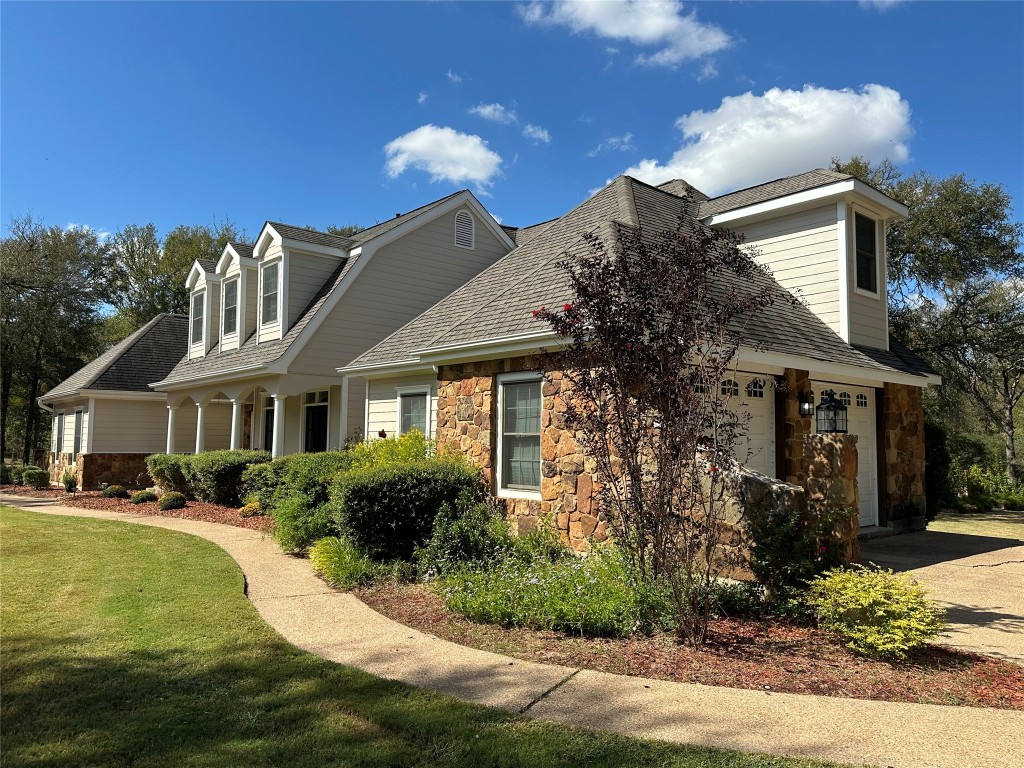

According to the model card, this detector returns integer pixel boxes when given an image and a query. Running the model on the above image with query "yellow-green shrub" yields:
[807,566,946,659]
[310,537,380,589]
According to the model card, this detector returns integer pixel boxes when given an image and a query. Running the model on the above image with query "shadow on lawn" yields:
[1,632,811,768]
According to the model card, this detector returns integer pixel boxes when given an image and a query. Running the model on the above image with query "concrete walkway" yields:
[5,495,1023,768]
[861,530,1024,664]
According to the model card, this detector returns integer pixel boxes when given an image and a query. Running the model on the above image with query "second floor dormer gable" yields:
[214,242,258,352]
[697,170,908,351]
[186,260,222,359]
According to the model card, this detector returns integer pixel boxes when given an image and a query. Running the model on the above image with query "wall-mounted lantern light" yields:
[798,391,815,418]
[816,389,848,434]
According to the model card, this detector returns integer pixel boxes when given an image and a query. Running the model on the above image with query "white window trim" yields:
[496,371,543,500]
[221,276,240,338]
[190,290,205,347]
[55,411,66,454]
[454,210,475,250]
[394,385,431,437]
[259,258,283,328]
[73,409,84,457]
[300,389,330,452]
[852,208,882,300]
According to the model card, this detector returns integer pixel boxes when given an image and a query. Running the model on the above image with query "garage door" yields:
[724,375,775,478]
[813,383,878,527]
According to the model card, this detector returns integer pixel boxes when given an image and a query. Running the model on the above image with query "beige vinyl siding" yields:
[291,204,510,375]
[366,374,438,439]
[243,266,258,341]
[53,399,89,454]
[220,262,242,352]
[90,399,169,454]
[849,288,888,348]
[347,377,366,444]
[188,276,207,360]
[173,404,198,454]
[203,402,232,451]
[207,284,221,353]
[283,396,302,455]
[258,246,284,343]
[288,253,343,329]
[736,205,842,335]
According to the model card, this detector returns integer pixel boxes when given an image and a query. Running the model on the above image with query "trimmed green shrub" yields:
[807,566,946,659]
[61,471,78,492]
[130,490,158,504]
[414,493,514,578]
[272,493,338,554]
[240,460,289,512]
[103,484,129,499]
[158,492,187,510]
[333,459,482,561]
[239,502,261,518]
[22,469,50,489]
[15,465,41,487]
[310,537,381,589]
[181,449,271,507]
[996,494,1024,511]
[145,454,189,494]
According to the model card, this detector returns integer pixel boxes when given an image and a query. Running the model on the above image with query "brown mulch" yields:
[1,486,274,533]
[358,581,1024,711]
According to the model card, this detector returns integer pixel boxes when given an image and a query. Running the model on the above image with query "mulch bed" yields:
[358,581,1024,711]
[1,486,274,534]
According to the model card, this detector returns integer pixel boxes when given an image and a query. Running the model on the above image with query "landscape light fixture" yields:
[816,389,848,434]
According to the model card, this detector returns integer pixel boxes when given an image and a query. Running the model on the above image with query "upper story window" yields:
[262,263,279,325]
[498,374,542,493]
[191,292,204,344]
[223,278,238,335]
[454,210,475,249]
[854,212,879,294]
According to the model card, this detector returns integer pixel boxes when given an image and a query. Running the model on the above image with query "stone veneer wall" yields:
[801,434,860,561]
[881,383,927,530]
[49,452,152,490]
[781,368,814,485]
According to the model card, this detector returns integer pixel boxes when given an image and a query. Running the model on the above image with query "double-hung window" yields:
[223,278,238,335]
[262,263,279,325]
[191,292,204,345]
[498,374,542,493]
[55,412,65,454]
[854,212,879,294]
[398,391,428,435]
[73,410,83,456]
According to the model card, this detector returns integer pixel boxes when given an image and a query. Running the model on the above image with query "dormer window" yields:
[191,292,204,344]
[262,263,279,325]
[854,212,879,294]
[223,278,238,336]
[454,210,475,249]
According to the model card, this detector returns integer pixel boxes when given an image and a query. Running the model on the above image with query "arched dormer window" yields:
[454,210,475,249]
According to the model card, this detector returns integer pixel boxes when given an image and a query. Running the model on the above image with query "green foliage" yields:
[22,469,50,489]
[272,494,339,554]
[130,490,158,504]
[414,493,515,578]
[103,485,129,499]
[61,471,77,492]
[964,464,1022,498]
[442,543,668,638]
[180,450,271,507]
[239,460,285,511]
[157,492,187,510]
[239,502,261,518]
[1,465,14,484]
[343,430,433,472]
[145,453,189,494]
[923,418,954,520]
[309,537,381,589]
[807,566,946,660]
[742,501,850,599]
[996,494,1024,511]
[333,459,482,561]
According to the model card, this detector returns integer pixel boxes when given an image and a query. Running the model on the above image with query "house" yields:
[40,190,515,486]
[339,171,940,549]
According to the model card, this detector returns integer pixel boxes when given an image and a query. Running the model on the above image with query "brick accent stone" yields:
[881,383,926,528]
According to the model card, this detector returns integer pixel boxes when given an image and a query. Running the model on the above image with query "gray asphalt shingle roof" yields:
[348,176,934,381]
[41,314,189,401]
[698,169,853,218]
[229,241,254,258]
[267,222,354,250]
[347,191,465,247]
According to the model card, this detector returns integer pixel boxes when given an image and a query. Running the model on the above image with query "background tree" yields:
[536,210,793,646]
[834,157,1024,490]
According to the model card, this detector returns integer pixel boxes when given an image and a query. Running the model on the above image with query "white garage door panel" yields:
[728,376,775,479]
[813,382,877,527]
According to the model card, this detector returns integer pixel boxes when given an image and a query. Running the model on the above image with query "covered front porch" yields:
[162,375,345,458]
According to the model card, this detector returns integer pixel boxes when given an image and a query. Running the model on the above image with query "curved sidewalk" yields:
[5,495,1022,768]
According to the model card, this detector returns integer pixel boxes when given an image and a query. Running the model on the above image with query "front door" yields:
[304,404,328,453]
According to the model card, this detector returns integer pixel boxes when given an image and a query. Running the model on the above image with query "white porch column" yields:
[230,399,244,451]
[195,402,206,454]
[271,394,286,458]
[166,406,178,454]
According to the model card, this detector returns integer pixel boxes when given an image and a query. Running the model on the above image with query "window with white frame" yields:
[854,212,879,294]
[73,410,83,456]
[745,379,765,399]
[856,393,869,408]
[191,292,204,344]
[398,390,428,435]
[223,277,238,335]
[55,412,65,454]
[498,374,542,492]
[454,210,475,249]
[262,262,279,324]
[839,391,852,407]
[720,379,739,398]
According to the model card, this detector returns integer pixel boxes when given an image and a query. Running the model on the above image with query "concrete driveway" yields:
[860,528,1024,664]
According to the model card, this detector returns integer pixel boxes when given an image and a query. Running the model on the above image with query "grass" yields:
[0,505,840,768]
[929,509,1024,540]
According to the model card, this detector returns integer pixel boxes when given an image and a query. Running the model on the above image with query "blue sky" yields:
[2,1,1021,241]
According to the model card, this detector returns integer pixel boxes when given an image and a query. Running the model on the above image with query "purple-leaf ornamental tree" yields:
[535,208,795,646]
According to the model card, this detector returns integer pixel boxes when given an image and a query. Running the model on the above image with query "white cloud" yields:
[65,223,111,243]
[469,102,518,124]
[619,84,913,195]
[859,0,904,10]
[417,92,428,105]
[446,69,463,83]
[519,0,731,67]
[384,124,502,189]
[697,59,718,81]
[587,132,635,157]
[522,124,552,144]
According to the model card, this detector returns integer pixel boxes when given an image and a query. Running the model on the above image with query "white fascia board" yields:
[737,348,934,387]
[150,363,268,391]
[253,223,280,259]
[338,360,436,379]
[281,239,347,259]
[83,390,167,401]
[414,330,560,363]
[704,180,908,228]
[216,244,259,274]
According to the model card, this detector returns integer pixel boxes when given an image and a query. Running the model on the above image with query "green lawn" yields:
[0,506,839,768]
[929,509,1024,540]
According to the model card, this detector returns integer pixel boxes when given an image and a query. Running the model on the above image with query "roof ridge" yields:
[706,168,851,202]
